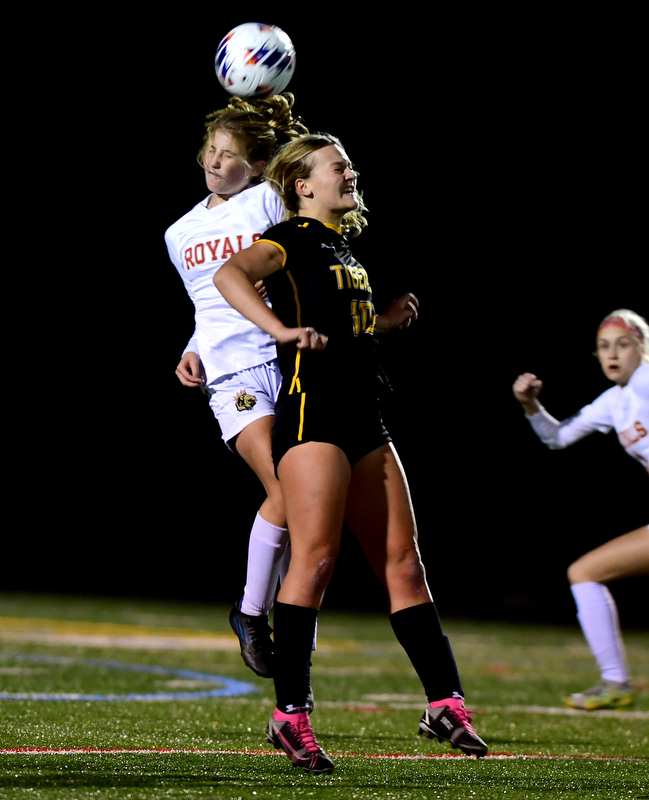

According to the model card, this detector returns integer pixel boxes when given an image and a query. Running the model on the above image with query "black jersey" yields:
[259,217,381,395]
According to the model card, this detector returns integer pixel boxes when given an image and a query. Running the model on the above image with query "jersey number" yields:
[350,300,376,336]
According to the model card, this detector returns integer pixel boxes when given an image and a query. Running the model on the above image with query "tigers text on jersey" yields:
[528,362,649,474]
[257,217,381,394]
[165,181,283,384]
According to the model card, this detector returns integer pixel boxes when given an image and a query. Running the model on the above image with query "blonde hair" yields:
[197,93,309,180]
[597,309,649,363]
[264,133,368,238]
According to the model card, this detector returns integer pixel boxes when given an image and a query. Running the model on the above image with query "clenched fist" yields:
[513,372,543,416]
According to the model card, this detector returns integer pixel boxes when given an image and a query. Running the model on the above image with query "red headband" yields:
[597,317,643,342]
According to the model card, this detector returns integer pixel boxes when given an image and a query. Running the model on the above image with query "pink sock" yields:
[430,695,464,708]
[571,582,628,683]
[273,707,305,721]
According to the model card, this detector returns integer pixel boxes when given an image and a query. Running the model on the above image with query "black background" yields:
[10,9,646,628]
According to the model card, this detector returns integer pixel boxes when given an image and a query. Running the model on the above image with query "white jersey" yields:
[528,362,649,475]
[165,181,283,384]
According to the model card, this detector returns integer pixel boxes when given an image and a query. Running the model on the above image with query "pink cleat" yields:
[419,696,488,757]
[266,708,334,774]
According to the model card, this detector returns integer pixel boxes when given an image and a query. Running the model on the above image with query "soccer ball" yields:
[215,22,296,99]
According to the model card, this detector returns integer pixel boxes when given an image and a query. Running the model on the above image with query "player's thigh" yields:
[345,443,420,574]
[569,525,649,583]
[235,415,277,491]
[276,442,352,608]
[277,441,351,560]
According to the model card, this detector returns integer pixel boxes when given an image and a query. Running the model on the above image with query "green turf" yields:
[0,592,647,799]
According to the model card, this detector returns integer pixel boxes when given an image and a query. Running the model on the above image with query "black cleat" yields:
[229,605,274,678]
[419,697,488,757]
[267,708,334,774]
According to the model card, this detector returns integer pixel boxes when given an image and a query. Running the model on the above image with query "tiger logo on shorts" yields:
[234,390,257,412]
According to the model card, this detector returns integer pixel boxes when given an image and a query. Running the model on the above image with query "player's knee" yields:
[567,561,581,584]
[259,491,287,529]
[302,555,337,596]
[387,550,427,592]
[568,557,599,585]
[316,553,337,582]
[295,546,339,587]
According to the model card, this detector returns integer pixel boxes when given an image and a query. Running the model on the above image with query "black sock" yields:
[389,602,464,702]
[273,601,318,713]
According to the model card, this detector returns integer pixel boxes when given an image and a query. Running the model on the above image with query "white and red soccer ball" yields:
[215,22,296,99]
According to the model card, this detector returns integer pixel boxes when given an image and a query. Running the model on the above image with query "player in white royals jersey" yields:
[513,309,649,710]
[165,94,309,680]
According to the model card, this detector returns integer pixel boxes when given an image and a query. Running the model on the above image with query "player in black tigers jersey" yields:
[260,216,380,390]
[258,216,388,469]
[214,134,487,773]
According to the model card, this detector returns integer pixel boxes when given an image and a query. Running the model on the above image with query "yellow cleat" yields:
[563,680,634,710]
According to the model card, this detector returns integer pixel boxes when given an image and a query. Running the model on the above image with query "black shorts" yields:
[272,388,392,471]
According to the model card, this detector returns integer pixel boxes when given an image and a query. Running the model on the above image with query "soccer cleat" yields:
[266,708,334,774]
[229,605,274,678]
[563,679,634,710]
[418,697,488,757]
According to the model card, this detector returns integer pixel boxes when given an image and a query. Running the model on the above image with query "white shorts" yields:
[204,359,281,447]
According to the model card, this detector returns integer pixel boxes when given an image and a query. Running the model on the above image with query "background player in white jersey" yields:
[513,309,649,709]
[165,94,309,678]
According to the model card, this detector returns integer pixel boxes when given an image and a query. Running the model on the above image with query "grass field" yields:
[0,593,647,799]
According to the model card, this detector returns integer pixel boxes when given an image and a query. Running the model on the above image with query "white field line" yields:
[0,747,644,762]
[0,619,361,652]
[0,632,241,650]
[356,695,649,719]
[0,633,359,653]
[2,622,647,719]
[220,696,649,720]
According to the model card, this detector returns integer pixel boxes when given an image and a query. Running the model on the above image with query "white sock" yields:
[571,582,628,683]
[240,513,289,617]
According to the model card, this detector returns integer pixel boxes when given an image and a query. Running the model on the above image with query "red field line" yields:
[0,748,645,761]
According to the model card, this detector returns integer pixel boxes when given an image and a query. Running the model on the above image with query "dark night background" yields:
[9,10,646,629]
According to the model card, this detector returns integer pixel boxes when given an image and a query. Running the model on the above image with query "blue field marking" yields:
[0,653,258,701]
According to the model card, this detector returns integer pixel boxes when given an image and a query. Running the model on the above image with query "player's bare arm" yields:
[215,243,328,352]
[375,292,420,333]
[513,372,543,416]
